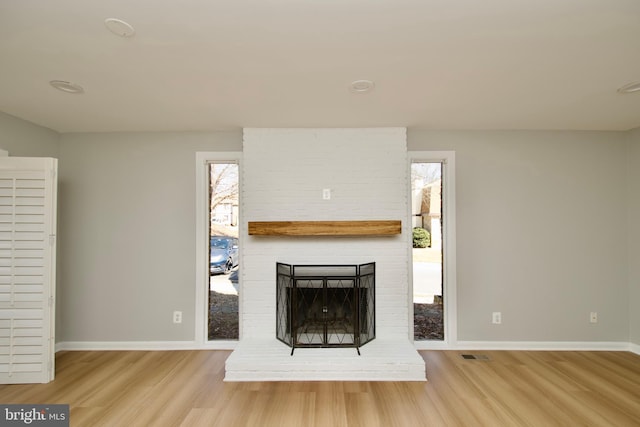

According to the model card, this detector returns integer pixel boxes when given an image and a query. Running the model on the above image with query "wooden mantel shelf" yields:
[248,220,401,236]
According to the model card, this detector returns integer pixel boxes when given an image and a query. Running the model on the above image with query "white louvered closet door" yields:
[0,157,57,384]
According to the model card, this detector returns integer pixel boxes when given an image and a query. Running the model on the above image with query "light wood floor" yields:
[0,350,638,426]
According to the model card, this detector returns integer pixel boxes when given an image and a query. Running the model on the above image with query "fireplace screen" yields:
[276,263,375,355]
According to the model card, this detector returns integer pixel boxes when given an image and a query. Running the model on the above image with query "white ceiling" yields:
[1,0,639,133]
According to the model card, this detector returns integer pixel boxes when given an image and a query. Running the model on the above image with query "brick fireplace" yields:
[224,128,426,381]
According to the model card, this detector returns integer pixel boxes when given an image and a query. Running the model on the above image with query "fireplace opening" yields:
[276,263,375,355]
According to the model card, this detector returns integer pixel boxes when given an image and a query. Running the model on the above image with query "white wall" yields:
[409,130,629,342]
[628,127,640,346]
[57,131,241,342]
[242,128,409,339]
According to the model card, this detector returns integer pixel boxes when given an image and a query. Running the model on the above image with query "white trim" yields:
[415,340,632,352]
[455,341,633,351]
[55,340,636,354]
[408,151,457,346]
[56,341,239,352]
[195,152,242,347]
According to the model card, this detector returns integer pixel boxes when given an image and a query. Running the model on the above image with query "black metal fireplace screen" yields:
[276,262,375,355]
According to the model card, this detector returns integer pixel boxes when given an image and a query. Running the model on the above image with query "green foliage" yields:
[412,227,431,248]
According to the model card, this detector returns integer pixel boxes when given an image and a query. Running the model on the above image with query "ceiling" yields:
[1,0,639,133]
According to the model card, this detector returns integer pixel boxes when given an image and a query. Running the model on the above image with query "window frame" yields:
[195,152,242,348]
[408,151,457,349]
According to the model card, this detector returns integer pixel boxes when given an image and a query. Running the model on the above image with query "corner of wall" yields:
[627,126,640,346]
[0,111,60,158]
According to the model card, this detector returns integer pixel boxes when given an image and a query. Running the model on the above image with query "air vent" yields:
[461,354,490,360]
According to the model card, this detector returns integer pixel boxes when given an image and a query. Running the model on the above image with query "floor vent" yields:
[461,354,490,360]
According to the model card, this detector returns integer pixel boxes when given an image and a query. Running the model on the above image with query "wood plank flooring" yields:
[0,350,638,426]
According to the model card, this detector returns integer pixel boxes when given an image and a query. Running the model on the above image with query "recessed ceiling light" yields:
[104,18,135,38]
[617,81,640,94]
[349,80,375,94]
[49,80,84,94]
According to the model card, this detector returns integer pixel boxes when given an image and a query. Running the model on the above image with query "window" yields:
[195,153,241,347]
[409,151,457,348]
[411,162,444,341]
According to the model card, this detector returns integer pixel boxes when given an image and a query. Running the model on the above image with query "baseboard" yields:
[55,340,238,352]
[55,340,637,354]
[415,340,632,352]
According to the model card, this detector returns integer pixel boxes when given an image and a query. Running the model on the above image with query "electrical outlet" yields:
[173,311,182,324]
[590,312,598,323]
[322,188,331,200]
[492,312,502,324]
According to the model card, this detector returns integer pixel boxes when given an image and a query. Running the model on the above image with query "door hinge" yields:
[49,296,54,307]
[49,234,56,246]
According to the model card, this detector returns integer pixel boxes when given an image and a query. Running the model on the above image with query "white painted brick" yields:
[233,128,423,379]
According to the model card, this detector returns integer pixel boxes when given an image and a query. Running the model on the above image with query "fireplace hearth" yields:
[276,263,375,355]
